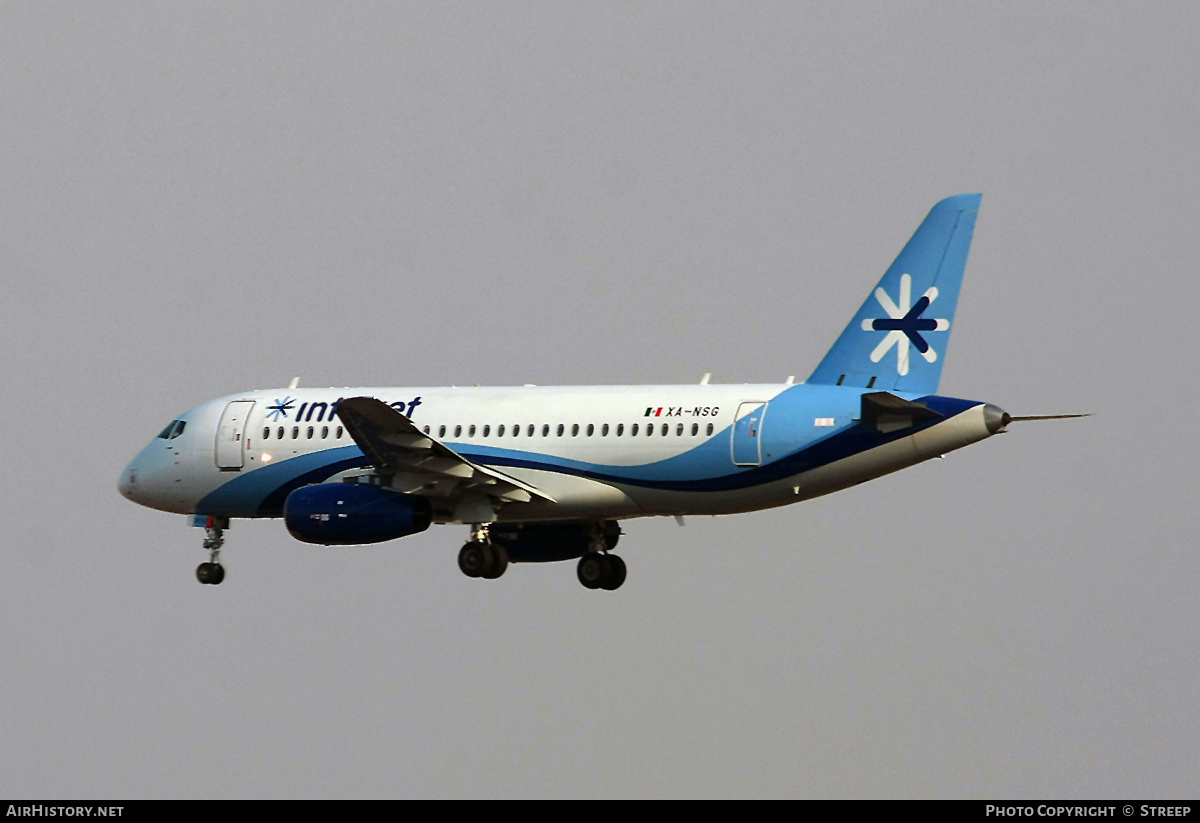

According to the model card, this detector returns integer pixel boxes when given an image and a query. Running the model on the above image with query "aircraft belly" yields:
[493,468,643,522]
[619,482,800,517]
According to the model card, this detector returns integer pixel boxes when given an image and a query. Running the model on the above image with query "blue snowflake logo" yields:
[266,396,296,421]
[861,274,949,375]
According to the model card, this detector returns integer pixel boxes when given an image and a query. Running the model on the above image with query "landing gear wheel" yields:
[460,541,508,579]
[577,554,606,589]
[600,554,626,590]
[481,544,509,579]
[197,516,228,585]
[196,562,225,585]
[578,554,626,590]
[458,542,487,578]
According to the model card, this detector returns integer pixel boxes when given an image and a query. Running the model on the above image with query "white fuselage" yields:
[118,382,1001,526]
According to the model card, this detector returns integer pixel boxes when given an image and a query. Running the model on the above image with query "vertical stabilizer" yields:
[806,194,981,395]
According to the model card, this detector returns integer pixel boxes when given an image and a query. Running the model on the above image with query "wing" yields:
[334,397,555,512]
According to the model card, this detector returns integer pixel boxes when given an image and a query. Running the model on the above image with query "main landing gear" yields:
[577,552,626,591]
[196,515,227,585]
[458,541,510,579]
[457,522,627,590]
[457,523,509,579]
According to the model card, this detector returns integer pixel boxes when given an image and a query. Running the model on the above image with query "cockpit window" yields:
[157,420,186,440]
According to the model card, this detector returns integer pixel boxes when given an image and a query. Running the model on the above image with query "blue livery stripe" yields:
[200,395,981,514]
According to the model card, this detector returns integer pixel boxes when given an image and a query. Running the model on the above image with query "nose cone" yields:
[983,403,1012,434]
[117,459,139,501]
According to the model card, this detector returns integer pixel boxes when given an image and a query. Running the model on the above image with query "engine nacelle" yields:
[284,484,433,545]
[489,521,619,563]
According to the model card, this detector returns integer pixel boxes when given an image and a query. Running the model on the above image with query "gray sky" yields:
[2,1,1196,798]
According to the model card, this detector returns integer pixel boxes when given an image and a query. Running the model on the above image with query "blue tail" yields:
[806,194,981,395]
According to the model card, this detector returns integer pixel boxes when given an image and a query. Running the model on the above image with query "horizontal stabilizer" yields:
[860,391,942,433]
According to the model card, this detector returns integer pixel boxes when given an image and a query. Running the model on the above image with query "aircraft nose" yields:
[118,460,139,501]
[982,404,1011,434]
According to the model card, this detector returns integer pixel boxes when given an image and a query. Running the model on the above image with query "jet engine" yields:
[284,484,433,545]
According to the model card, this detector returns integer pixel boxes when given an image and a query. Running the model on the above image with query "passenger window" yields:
[601,424,609,436]
[647,424,654,437]
[587,424,595,436]
[631,423,638,436]
[322,426,329,439]
[571,424,579,437]
[661,423,669,436]
[469,425,476,437]
[263,427,270,440]
[277,427,284,439]
[485,425,492,437]
[423,425,430,435]
[617,423,624,436]
[528,424,535,437]
[439,425,446,438]
[497,425,505,437]
[307,426,314,439]
[542,424,549,437]
[706,423,713,436]
[676,423,684,436]
[336,426,344,439]
[292,427,299,439]
[557,424,565,437]
[691,423,698,436]
[454,425,462,438]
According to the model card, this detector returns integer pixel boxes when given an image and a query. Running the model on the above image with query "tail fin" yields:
[806,194,981,395]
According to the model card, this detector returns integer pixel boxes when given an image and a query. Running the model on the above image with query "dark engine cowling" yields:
[489,521,620,563]
[284,484,433,545]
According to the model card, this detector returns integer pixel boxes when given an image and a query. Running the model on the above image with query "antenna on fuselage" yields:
[288,376,300,389]
[699,373,711,385]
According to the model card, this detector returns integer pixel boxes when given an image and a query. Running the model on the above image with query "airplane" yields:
[118,194,1084,589]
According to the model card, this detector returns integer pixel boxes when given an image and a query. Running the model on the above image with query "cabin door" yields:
[215,401,255,470]
[731,401,768,467]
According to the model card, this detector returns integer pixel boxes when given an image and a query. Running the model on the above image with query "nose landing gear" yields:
[196,515,227,585]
